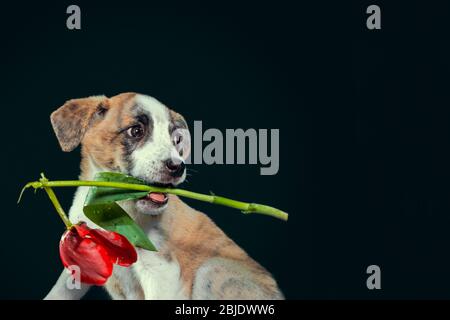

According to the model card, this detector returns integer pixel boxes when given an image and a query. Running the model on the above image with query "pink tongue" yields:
[148,192,166,203]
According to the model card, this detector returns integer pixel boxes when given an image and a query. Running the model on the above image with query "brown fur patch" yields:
[50,95,107,152]
[159,196,262,297]
[79,93,138,178]
[169,109,188,130]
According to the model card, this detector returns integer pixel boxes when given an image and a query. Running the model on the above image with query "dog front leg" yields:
[44,269,91,300]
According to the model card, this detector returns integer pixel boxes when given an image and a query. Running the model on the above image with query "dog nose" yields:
[165,159,185,177]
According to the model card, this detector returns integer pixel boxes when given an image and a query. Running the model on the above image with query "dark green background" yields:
[1,0,450,299]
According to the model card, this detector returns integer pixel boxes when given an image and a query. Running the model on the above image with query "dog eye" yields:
[127,124,145,139]
[173,133,183,145]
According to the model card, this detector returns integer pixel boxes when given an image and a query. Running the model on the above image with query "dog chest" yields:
[132,248,188,299]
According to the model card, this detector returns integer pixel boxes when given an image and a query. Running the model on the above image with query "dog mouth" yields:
[142,192,169,205]
[139,182,172,207]
[133,175,183,214]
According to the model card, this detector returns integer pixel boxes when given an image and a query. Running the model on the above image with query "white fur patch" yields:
[130,94,185,186]
[132,248,187,300]
[68,158,103,227]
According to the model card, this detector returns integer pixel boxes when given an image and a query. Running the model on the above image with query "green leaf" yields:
[83,172,156,251]
[84,172,149,206]
[83,202,157,251]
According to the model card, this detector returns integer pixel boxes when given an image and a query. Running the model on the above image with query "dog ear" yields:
[169,110,191,161]
[50,95,107,152]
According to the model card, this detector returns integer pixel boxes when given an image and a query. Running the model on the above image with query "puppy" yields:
[44,92,284,300]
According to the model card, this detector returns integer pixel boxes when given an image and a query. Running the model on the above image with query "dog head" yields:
[50,92,191,214]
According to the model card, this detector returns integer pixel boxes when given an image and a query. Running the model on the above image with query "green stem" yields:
[42,187,73,229]
[19,179,289,221]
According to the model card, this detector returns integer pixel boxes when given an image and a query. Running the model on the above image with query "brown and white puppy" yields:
[44,92,283,300]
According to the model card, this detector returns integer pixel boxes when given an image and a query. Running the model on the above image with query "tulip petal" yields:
[88,228,138,267]
[60,227,113,285]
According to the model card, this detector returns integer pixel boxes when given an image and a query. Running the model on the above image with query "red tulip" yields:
[59,222,137,285]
